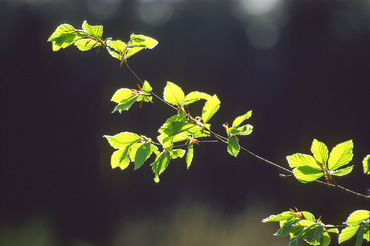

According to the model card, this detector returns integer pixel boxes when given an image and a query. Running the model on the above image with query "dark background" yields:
[1,0,369,245]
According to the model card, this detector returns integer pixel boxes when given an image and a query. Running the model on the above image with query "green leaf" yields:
[186,144,194,169]
[301,212,316,222]
[232,110,252,128]
[134,143,151,170]
[163,82,185,106]
[328,140,353,170]
[331,165,354,176]
[104,132,141,149]
[229,124,253,136]
[111,148,130,170]
[320,232,331,246]
[275,218,299,236]
[111,88,134,103]
[106,39,127,60]
[130,34,158,48]
[170,149,185,159]
[262,211,294,222]
[183,91,211,105]
[82,20,103,39]
[346,210,370,226]
[227,136,240,157]
[339,225,360,244]
[293,166,324,183]
[126,34,158,58]
[202,94,220,123]
[48,24,87,51]
[302,224,324,243]
[141,81,152,94]
[356,222,370,246]
[112,97,138,113]
[152,151,171,183]
[311,139,329,165]
[287,154,321,169]
[363,155,370,175]
[75,38,100,51]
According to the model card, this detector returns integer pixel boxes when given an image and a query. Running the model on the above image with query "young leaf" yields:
[363,155,370,175]
[106,39,127,60]
[48,24,87,51]
[286,154,320,169]
[328,140,353,170]
[112,97,138,113]
[152,151,171,183]
[170,149,186,159]
[186,144,194,169]
[111,148,130,170]
[331,165,354,176]
[141,81,152,94]
[301,211,316,222]
[320,232,331,246]
[111,88,134,103]
[311,139,329,165]
[134,142,151,170]
[82,20,103,39]
[356,222,369,246]
[104,132,141,149]
[229,124,253,136]
[75,38,100,51]
[202,94,220,123]
[183,91,211,105]
[227,136,240,157]
[345,210,370,226]
[126,34,158,58]
[232,110,252,128]
[339,225,361,244]
[262,211,294,222]
[292,166,324,183]
[163,82,185,106]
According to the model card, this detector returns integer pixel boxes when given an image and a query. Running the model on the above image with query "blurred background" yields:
[1,0,369,245]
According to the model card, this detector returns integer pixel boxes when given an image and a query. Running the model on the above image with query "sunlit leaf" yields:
[82,20,103,39]
[229,124,253,136]
[301,212,316,222]
[339,225,360,244]
[275,218,299,236]
[186,144,194,169]
[106,39,127,60]
[183,91,211,105]
[363,155,370,175]
[170,149,185,159]
[311,139,329,165]
[126,34,158,58]
[75,38,100,51]
[331,165,354,176]
[111,148,130,170]
[232,110,252,128]
[48,24,87,51]
[345,210,370,226]
[292,166,324,183]
[163,82,185,106]
[152,151,171,183]
[328,140,353,170]
[111,88,134,103]
[262,212,294,222]
[227,136,239,157]
[141,80,152,94]
[112,97,138,113]
[286,154,321,169]
[104,132,141,149]
[202,94,220,123]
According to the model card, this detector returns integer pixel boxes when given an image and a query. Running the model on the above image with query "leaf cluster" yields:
[263,209,369,246]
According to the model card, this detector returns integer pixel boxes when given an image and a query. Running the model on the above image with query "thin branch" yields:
[122,60,369,200]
